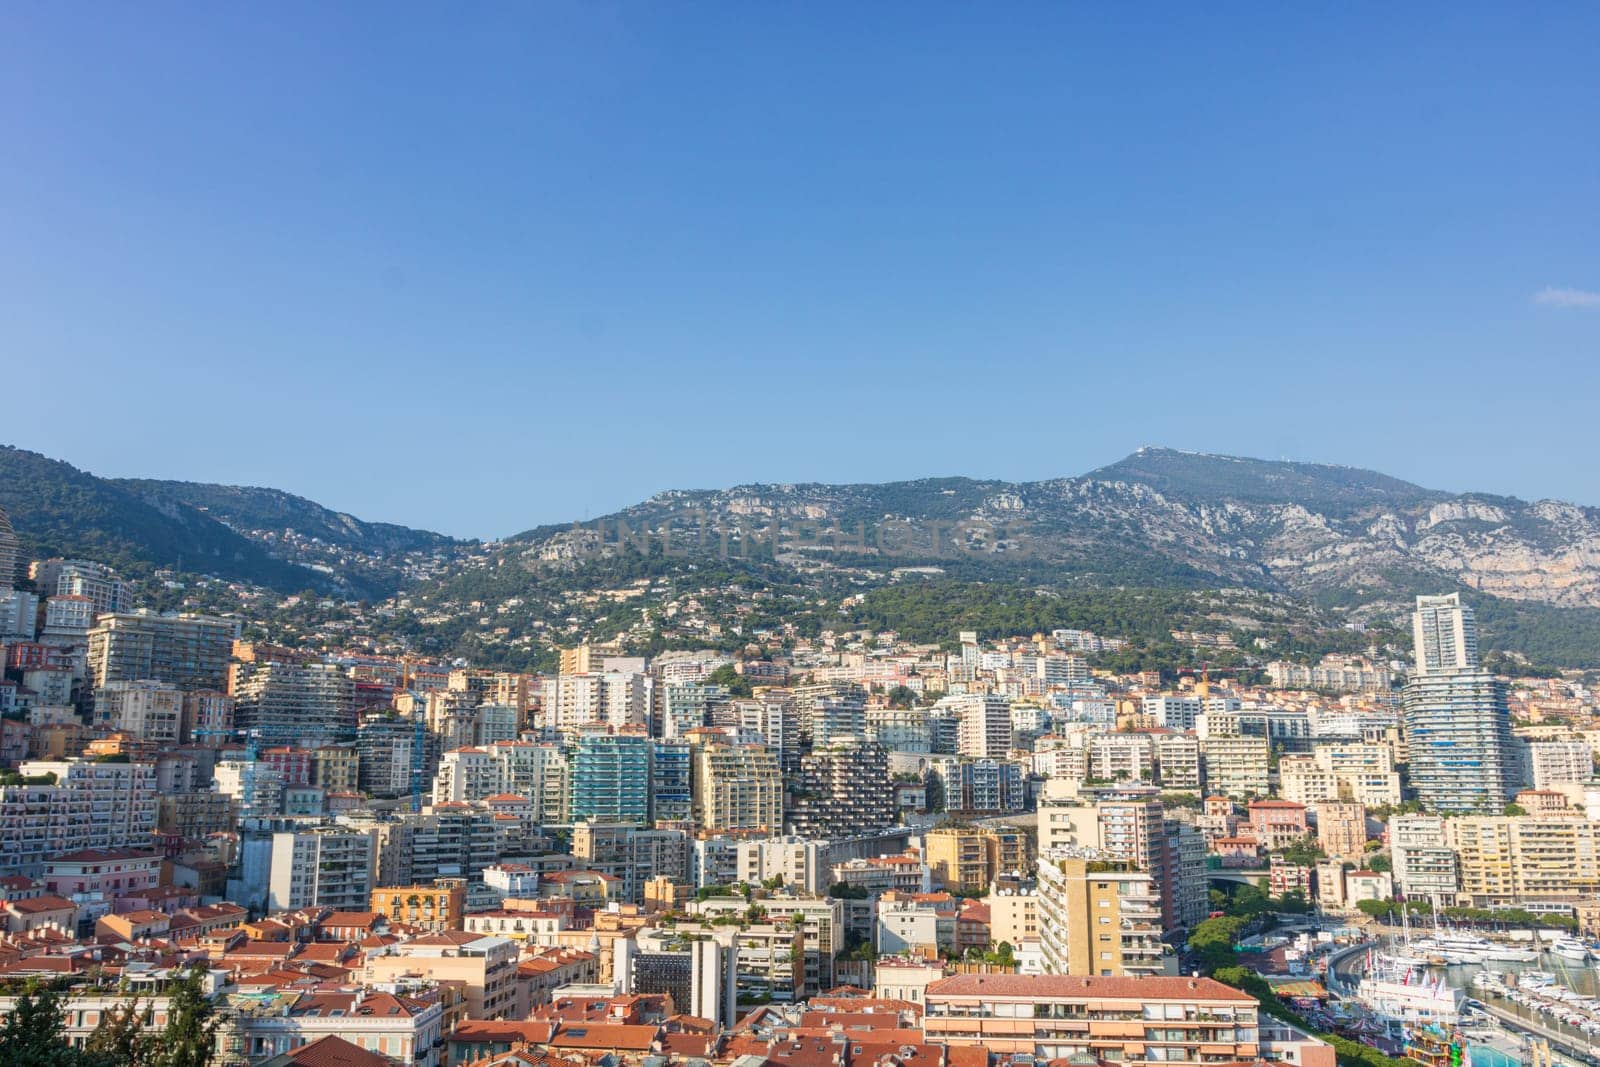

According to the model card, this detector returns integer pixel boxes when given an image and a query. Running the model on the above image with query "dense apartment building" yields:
[567,730,653,826]
[945,758,1026,814]
[1155,734,1202,790]
[1313,801,1367,861]
[181,691,234,743]
[1198,736,1270,799]
[572,821,689,903]
[370,882,467,932]
[231,660,356,744]
[1094,793,1176,928]
[693,742,783,833]
[0,758,158,875]
[651,739,693,824]
[1403,669,1517,813]
[87,611,240,692]
[786,738,893,839]
[1402,595,1517,813]
[157,792,234,843]
[310,745,359,792]
[1036,853,1165,977]
[920,973,1326,1067]
[266,828,375,912]
[30,559,129,615]
[1412,593,1478,675]
[93,680,183,744]
[1447,813,1600,908]
[365,932,518,1019]
[924,825,1028,893]
[951,693,1013,759]
[1143,696,1202,731]
[0,506,17,589]
[401,806,502,885]
[1389,814,1468,900]
[1278,744,1402,807]
[1265,655,1394,692]
[1526,740,1594,790]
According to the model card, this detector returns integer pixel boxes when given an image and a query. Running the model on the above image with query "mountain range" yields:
[506,447,1600,610]
[0,446,460,598]
[5,442,1600,665]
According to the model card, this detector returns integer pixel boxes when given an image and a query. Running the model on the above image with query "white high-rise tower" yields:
[1411,593,1478,676]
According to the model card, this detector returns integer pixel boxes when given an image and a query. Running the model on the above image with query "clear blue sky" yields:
[4,4,1596,538]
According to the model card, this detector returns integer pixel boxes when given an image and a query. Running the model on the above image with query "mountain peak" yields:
[1090,446,1435,514]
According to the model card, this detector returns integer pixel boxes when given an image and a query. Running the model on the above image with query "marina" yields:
[1328,932,1600,1067]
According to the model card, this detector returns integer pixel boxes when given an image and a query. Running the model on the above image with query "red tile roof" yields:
[546,1024,660,1051]
[268,1034,395,1066]
[448,1019,558,1045]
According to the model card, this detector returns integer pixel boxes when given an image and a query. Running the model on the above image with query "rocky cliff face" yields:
[512,448,1600,609]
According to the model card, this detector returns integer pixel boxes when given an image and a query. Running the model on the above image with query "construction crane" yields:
[399,657,426,814]
[1175,661,1241,699]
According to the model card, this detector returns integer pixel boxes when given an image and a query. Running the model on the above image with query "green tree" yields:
[0,984,81,1067]
[1275,835,1326,868]
[1276,891,1311,914]
[707,663,754,698]
[886,685,918,709]
[85,996,151,1065]
[1187,915,1245,971]
[149,968,219,1067]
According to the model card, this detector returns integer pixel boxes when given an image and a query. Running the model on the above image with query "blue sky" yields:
[3,4,1596,538]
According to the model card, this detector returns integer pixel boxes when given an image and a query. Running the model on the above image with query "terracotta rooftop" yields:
[546,1023,660,1051]
[263,1033,395,1066]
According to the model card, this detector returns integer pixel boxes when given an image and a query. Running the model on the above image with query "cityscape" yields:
[2,471,1600,1067]
[5,5,1599,1067]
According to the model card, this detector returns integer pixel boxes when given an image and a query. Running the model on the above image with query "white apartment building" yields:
[1142,697,1202,731]
[0,759,158,876]
[949,694,1013,759]
[94,680,183,745]
[267,828,375,912]
[1527,740,1594,790]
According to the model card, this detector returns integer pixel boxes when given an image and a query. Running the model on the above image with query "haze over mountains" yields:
[6,442,1600,621]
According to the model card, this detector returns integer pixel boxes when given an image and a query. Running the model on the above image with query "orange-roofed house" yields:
[95,909,171,942]
[1246,800,1309,850]
[445,1020,560,1066]
[547,1022,661,1058]
[370,883,466,933]
[363,931,518,1020]
[319,912,387,941]
[259,1033,398,1067]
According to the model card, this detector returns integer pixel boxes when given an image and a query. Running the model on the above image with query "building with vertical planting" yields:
[786,737,893,839]
[231,660,356,744]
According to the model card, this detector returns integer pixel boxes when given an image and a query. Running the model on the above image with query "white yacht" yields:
[1356,950,1464,1027]
[1478,941,1539,962]
[1548,936,1591,962]
[1412,933,1493,964]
